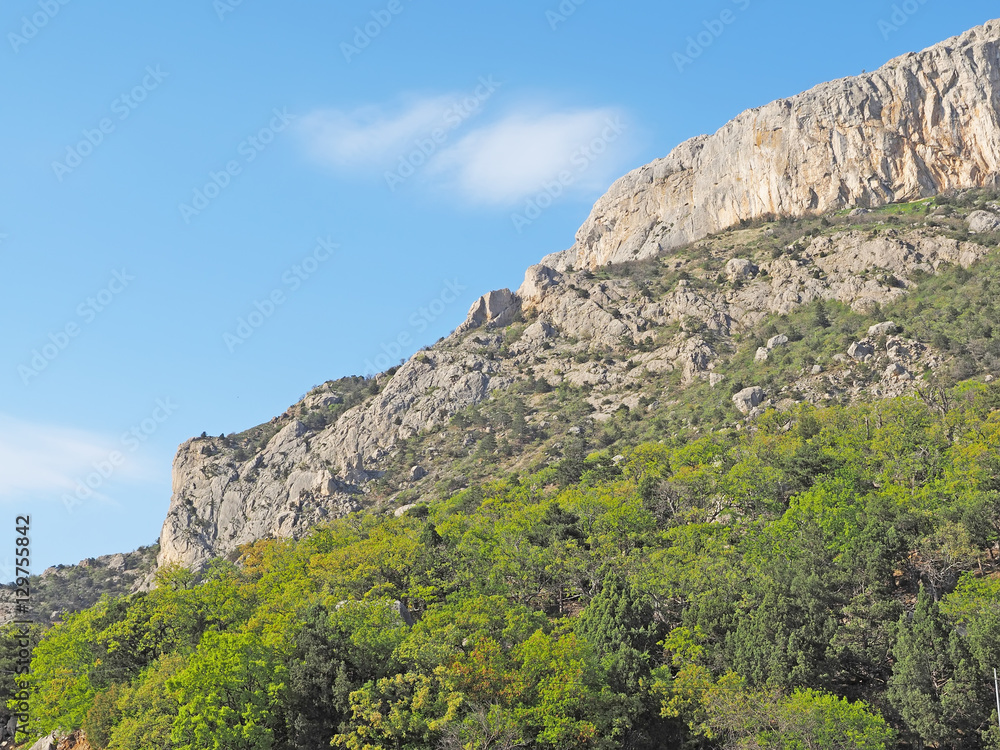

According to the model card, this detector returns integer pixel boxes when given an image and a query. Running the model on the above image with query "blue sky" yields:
[1,0,996,574]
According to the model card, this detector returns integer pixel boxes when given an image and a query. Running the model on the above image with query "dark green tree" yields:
[556,436,587,486]
[576,575,663,694]
[888,585,988,748]
[813,300,831,328]
[284,604,353,750]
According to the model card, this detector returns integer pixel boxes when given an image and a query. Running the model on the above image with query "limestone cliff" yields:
[547,19,1000,270]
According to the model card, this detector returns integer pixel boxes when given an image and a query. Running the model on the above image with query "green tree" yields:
[285,600,409,750]
[556,437,587,486]
[576,575,663,693]
[888,585,988,748]
[106,653,184,750]
[168,630,288,750]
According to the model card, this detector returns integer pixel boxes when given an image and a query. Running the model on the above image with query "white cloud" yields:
[297,95,632,204]
[432,109,629,204]
[297,95,458,168]
[0,415,154,503]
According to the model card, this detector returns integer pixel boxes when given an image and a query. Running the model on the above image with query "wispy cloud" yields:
[296,94,633,205]
[432,109,628,204]
[0,415,154,502]
[297,95,458,169]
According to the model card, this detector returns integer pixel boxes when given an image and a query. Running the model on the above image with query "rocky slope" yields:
[154,19,1000,572]
[0,545,157,625]
[546,19,1000,271]
[157,195,1000,570]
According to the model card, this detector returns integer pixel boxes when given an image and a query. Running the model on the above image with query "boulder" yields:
[885,363,910,379]
[517,265,563,305]
[754,347,769,363]
[29,733,58,750]
[967,209,1000,234]
[725,258,758,281]
[409,465,427,481]
[732,386,766,415]
[848,341,875,361]
[304,392,343,410]
[766,334,789,349]
[461,289,520,331]
[867,321,898,337]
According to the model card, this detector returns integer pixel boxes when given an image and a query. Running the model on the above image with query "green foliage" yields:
[1,545,158,626]
[20,387,1000,748]
[888,586,988,748]
[168,631,288,750]
[104,654,183,750]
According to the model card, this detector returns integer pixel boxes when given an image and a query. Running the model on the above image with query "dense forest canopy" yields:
[9,383,1000,749]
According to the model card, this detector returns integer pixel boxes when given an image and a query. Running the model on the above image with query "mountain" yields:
[154,19,1000,574]
[15,19,1000,750]
[551,19,1000,270]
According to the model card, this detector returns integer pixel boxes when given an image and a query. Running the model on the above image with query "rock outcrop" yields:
[545,19,1000,270]
[968,208,1000,233]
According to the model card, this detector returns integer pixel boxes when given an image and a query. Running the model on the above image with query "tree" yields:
[82,683,123,750]
[576,575,663,693]
[168,630,288,750]
[888,585,988,748]
[283,604,350,750]
[813,300,831,329]
[284,599,409,749]
[105,654,184,750]
[556,437,587,486]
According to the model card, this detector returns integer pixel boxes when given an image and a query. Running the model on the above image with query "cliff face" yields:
[548,19,1000,270]
[156,20,1000,572]
[157,351,513,569]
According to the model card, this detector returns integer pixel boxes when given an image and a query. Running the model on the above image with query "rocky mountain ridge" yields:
[157,196,1000,571]
[149,19,1000,572]
[0,546,157,625]
[547,18,1000,270]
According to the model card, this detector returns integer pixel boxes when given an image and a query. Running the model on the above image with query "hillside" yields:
[18,387,1000,748]
[158,191,1000,570]
[553,18,1000,269]
[0,547,158,627]
[154,16,1000,573]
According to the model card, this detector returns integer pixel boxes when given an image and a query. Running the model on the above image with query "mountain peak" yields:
[545,17,1000,271]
